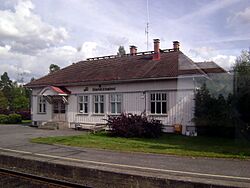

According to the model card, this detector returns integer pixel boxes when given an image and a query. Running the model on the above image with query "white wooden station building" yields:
[26,40,225,135]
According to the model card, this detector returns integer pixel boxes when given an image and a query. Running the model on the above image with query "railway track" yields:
[0,167,91,188]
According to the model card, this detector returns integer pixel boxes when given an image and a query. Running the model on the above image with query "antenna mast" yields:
[146,0,149,50]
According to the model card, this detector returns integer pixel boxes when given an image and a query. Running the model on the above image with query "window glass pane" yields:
[84,103,88,113]
[162,93,167,100]
[162,102,167,114]
[111,103,115,113]
[156,102,161,113]
[100,95,104,102]
[61,103,65,113]
[39,104,42,113]
[53,103,58,113]
[117,103,121,113]
[156,93,161,100]
[94,96,98,102]
[117,94,122,102]
[79,96,83,102]
[151,102,155,113]
[151,94,155,101]
[100,103,104,113]
[79,103,83,112]
[94,103,98,113]
[44,104,46,113]
[84,96,88,102]
[111,95,115,102]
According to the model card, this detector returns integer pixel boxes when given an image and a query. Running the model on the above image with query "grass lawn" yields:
[31,132,250,159]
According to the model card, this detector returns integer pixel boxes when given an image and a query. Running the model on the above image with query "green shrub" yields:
[8,114,22,124]
[0,114,22,124]
[0,114,9,124]
[106,113,163,138]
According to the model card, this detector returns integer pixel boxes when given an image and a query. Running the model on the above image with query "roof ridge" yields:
[86,48,175,61]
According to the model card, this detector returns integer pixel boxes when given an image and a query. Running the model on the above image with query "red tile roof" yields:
[25,51,225,88]
[50,86,71,95]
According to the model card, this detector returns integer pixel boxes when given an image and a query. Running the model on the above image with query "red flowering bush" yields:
[106,113,163,138]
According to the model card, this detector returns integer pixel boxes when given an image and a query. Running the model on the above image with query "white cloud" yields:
[212,55,236,70]
[79,42,98,58]
[178,0,241,22]
[188,46,236,70]
[0,0,247,83]
[189,47,216,60]
[228,6,250,24]
[0,41,102,83]
[0,0,68,53]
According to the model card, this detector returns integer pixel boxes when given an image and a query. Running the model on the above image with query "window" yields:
[150,93,167,114]
[79,95,88,113]
[110,94,122,114]
[94,95,104,114]
[38,96,46,113]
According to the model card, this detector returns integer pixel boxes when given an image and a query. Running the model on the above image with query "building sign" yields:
[92,87,116,91]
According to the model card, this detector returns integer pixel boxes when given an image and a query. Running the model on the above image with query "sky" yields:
[0,0,250,83]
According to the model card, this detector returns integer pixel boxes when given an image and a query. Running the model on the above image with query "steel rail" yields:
[0,167,91,188]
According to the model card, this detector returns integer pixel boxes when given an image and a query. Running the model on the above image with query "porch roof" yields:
[39,86,71,96]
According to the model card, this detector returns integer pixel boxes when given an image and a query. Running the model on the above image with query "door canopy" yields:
[39,86,71,96]
[38,86,71,104]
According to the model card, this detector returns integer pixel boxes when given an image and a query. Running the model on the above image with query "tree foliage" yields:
[12,85,30,110]
[0,72,30,116]
[0,91,8,110]
[233,50,250,137]
[194,83,235,138]
[194,83,233,128]
[117,46,126,56]
[49,64,60,74]
[194,50,250,138]
[0,72,13,109]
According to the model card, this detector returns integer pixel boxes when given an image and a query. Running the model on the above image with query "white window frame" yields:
[37,96,46,114]
[110,94,122,114]
[150,92,167,115]
[78,95,88,114]
[93,95,105,114]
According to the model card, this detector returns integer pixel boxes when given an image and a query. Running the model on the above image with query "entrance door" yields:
[52,99,66,121]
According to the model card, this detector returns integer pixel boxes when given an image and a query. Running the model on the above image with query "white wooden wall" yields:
[31,79,195,133]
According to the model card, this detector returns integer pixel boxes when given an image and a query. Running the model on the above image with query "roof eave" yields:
[25,74,206,88]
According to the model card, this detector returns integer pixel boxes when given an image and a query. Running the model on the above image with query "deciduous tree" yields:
[49,64,60,73]
[117,46,126,56]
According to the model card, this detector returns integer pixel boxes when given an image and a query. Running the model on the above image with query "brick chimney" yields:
[153,39,160,60]
[173,41,180,51]
[130,45,137,56]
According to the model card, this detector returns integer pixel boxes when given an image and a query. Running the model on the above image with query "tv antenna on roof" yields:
[145,0,149,50]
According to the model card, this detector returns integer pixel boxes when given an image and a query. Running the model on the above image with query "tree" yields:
[30,77,35,82]
[12,86,30,110]
[117,46,126,56]
[0,91,8,110]
[194,83,234,137]
[0,72,13,109]
[233,50,250,138]
[49,64,60,74]
[0,72,12,91]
